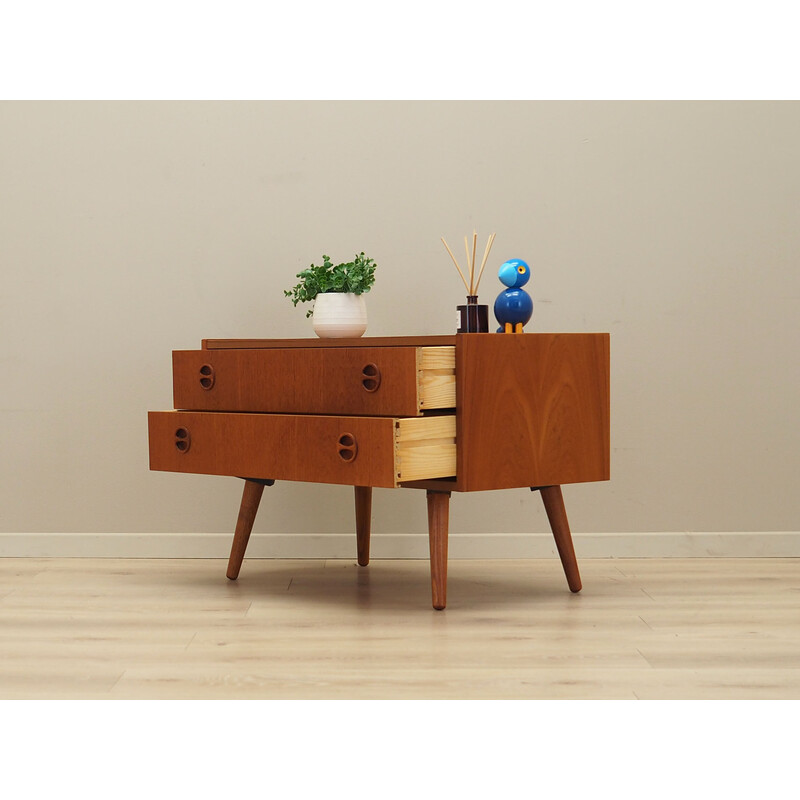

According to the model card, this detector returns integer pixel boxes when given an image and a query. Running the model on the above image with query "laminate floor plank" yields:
[107,666,800,700]
[1,557,798,699]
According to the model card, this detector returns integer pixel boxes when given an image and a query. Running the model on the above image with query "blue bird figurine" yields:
[494,258,532,333]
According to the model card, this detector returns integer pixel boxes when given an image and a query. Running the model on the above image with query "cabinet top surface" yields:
[202,336,457,349]
[201,333,607,350]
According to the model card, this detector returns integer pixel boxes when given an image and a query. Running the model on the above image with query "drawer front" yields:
[171,346,455,416]
[148,411,456,488]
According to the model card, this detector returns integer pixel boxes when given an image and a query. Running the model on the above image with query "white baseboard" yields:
[1,531,798,558]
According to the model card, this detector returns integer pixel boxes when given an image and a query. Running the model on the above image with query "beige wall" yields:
[2,101,798,541]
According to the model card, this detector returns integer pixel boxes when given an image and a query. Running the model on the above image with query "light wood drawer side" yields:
[417,347,456,412]
[395,415,457,483]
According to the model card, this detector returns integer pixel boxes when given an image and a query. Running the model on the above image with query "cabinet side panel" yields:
[457,334,610,491]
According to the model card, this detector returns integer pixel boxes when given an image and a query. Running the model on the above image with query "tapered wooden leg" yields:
[226,479,273,580]
[427,490,451,610]
[354,486,372,566]
[537,485,582,592]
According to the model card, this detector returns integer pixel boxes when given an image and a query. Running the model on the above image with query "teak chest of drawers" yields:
[148,333,610,609]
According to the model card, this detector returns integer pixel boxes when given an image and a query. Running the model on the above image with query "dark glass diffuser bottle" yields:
[457,295,489,333]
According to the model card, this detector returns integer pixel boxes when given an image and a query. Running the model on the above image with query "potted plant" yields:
[285,252,377,338]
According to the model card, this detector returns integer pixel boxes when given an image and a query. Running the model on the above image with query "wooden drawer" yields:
[172,346,455,416]
[148,411,456,489]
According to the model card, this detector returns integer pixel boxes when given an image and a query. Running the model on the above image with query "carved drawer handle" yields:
[361,363,381,392]
[175,427,191,453]
[199,364,216,390]
[337,433,358,463]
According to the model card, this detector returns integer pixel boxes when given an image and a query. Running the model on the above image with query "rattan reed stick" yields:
[441,237,470,293]
[470,232,478,294]
[474,232,496,294]
[464,236,473,294]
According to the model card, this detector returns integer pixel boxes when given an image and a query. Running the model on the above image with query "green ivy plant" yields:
[285,252,377,317]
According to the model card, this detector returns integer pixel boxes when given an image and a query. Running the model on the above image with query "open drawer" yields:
[172,346,455,416]
[148,411,456,488]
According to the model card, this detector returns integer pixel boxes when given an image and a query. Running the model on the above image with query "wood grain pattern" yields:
[537,485,582,592]
[149,333,611,609]
[203,336,457,350]
[418,347,456,371]
[417,346,457,409]
[2,558,799,699]
[354,486,372,566]
[427,491,451,609]
[149,411,456,488]
[226,480,269,580]
[455,333,610,491]
[175,347,410,415]
[149,411,397,487]
[173,346,455,416]
[394,416,457,483]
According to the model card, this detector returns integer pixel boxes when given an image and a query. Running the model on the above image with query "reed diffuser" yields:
[441,231,496,332]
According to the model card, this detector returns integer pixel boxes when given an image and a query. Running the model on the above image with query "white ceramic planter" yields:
[312,292,368,338]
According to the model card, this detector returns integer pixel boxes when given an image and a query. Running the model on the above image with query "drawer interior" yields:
[395,415,456,482]
[417,347,456,411]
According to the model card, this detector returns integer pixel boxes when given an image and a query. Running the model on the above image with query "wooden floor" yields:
[1,557,798,699]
